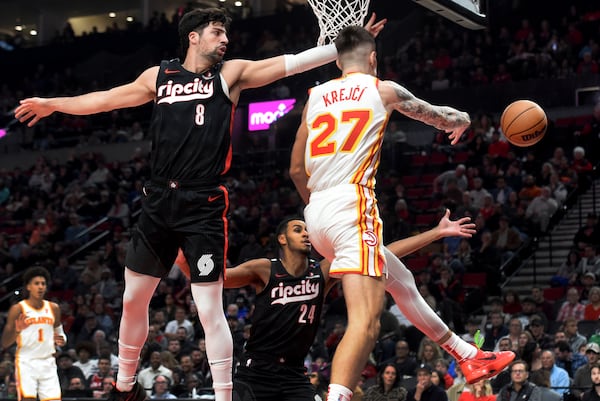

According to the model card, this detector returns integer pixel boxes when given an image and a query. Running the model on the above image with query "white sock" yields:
[116,341,142,392]
[441,332,478,361]
[327,384,353,401]
[210,358,233,401]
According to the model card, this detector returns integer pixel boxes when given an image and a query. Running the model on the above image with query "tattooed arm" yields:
[379,80,471,145]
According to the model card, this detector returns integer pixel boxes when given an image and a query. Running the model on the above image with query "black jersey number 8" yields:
[195,104,205,125]
[298,304,316,324]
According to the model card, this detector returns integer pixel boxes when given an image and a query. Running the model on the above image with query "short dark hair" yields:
[334,25,375,62]
[529,369,550,388]
[23,266,50,286]
[276,216,304,238]
[178,8,231,56]
[555,340,571,353]
[509,359,529,372]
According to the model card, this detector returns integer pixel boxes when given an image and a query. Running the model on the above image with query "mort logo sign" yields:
[248,98,296,131]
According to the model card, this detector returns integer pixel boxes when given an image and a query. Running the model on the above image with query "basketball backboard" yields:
[412,0,487,30]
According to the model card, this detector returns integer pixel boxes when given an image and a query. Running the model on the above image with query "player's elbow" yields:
[289,165,305,186]
[1,337,13,349]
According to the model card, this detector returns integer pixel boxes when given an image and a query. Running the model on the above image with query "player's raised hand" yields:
[446,112,471,145]
[364,12,387,38]
[436,209,476,238]
[15,98,54,127]
[15,312,29,333]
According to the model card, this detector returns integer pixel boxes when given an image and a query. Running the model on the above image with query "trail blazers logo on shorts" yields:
[197,254,215,276]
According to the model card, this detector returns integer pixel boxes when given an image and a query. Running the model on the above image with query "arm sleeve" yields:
[284,44,337,77]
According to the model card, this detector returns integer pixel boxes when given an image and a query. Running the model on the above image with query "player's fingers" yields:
[364,12,375,28]
[449,131,461,145]
[28,116,40,127]
[15,108,29,120]
[14,106,23,118]
[372,18,387,30]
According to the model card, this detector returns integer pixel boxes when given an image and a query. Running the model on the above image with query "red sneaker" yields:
[459,350,515,384]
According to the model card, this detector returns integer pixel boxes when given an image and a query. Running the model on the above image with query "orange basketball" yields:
[500,100,547,147]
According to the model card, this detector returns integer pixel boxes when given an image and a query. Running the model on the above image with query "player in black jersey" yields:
[14,8,386,401]
[226,218,327,401]
[175,212,477,401]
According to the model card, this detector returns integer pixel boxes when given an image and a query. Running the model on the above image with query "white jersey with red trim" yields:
[16,300,56,360]
[304,72,388,193]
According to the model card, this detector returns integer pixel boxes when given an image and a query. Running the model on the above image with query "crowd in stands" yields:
[0,1,600,400]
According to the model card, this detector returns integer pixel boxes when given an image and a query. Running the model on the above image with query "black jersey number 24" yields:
[299,304,316,324]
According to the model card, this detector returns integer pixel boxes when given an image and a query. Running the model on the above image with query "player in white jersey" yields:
[290,26,515,401]
[1,266,67,401]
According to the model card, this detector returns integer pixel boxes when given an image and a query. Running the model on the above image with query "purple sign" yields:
[248,98,296,131]
[0,129,5,139]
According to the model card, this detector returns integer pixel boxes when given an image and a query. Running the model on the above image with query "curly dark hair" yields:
[22,265,50,286]
[178,8,231,56]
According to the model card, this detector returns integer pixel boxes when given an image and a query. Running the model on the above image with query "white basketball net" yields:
[306,0,371,45]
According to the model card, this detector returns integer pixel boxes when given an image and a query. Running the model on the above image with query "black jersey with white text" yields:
[148,59,234,182]
[244,258,325,366]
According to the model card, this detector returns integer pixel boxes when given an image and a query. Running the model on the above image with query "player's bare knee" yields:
[366,318,381,344]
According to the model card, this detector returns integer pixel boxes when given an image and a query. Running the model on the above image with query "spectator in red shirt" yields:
[471,66,489,86]
[566,23,584,48]
[433,358,454,389]
[488,131,510,161]
[433,48,452,71]
[492,63,512,83]
[514,19,533,42]
[584,285,600,320]
[577,51,599,76]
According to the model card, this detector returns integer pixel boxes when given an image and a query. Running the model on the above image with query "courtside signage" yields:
[248,98,296,131]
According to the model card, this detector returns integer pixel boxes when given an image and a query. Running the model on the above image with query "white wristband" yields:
[54,324,67,342]
[284,43,337,77]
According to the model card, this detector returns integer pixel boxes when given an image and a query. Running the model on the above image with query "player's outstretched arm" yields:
[385,209,475,258]
[380,80,471,145]
[230,13,386,91]
[175,248,272,292]
[224,258,272,292]
[14,66,158,127]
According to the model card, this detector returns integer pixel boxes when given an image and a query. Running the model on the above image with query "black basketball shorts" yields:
[125,181,229,283]
[233,357,317,401]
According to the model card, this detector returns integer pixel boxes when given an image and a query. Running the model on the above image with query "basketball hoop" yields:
[306,0,371,45]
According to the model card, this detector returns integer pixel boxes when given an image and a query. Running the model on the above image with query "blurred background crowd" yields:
[0,0,599,399]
